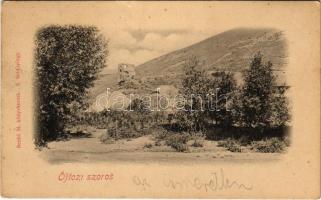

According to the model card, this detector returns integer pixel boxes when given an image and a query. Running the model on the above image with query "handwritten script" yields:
[132,168,252,192]
[132,176,151,190]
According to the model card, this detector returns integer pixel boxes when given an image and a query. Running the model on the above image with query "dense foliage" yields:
[176,52,290,140]
[176,56,209,132]
[241,52,274,128]
[209,71,237,127]
[35,25,108,146]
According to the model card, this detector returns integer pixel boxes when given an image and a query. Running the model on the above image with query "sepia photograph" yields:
[35,26,292,164]
[1,1,320,198]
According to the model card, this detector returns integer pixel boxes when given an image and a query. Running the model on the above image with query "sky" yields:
[102,28,213,73]
[18,1,290,74]
[87,2,240,74]
[8,1,303,75]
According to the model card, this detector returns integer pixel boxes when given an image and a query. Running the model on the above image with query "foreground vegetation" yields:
[68,52,290,153]
[73,109,290,153]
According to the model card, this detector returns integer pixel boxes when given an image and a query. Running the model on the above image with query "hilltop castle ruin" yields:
[118,63,135,83]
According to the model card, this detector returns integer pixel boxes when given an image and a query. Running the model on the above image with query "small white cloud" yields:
[139,33,163,50]
[106,30,137,49]
[138,31,207,53]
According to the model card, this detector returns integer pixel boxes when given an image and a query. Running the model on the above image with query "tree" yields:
[240,52,275,129]
[209,71,237,127]
[270,86,290,127]
[176,56,210,132]
[35,25,108,146]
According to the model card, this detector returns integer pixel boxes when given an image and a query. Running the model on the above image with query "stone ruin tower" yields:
[118,63,135,83]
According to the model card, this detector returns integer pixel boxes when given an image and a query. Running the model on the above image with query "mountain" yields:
[88,28,287,103]
[135,28,287,78]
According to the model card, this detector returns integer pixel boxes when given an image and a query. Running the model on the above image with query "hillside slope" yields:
[88,28,288,103]
[136,28,287,78]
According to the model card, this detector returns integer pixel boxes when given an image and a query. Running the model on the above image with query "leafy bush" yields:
[143,143,153,149]
[283,136,290,147]
[250,137,286,153]
[191,139,203,147]
[108,127,142,140]
[165,133,190,152]
[155,140,162,146]
[217,139,242,152]
[173,143,189,152]
[155,130,170,141]
[165,133,190,145]
[238,135,251,146]
[99,125,146,143]
[99,131,114,144]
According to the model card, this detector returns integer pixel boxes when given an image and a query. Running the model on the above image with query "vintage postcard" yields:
[1,1,320,198]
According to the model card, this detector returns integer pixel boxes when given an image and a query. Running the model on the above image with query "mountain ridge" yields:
[88,28,288,103]
[136,28,287,78]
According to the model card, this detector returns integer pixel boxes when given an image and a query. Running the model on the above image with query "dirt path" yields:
[40,128,282,164]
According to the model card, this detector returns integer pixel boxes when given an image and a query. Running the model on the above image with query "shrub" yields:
[155,140,162,146]
[250,137,286,153]
[99,131,114,144]
[191,139,203,147]
[238,135,251,146]
[165,133,190,152]
[173,143,189,152]
[100,124,145,142]
[283,136,290,147]
[143,143,153,149]
[155,130,169,141]
[165,133,190,145]
[217,139,242,152]
[109,127,142,140]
